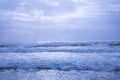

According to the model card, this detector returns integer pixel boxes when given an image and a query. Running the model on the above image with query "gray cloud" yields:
[0,0,120,43]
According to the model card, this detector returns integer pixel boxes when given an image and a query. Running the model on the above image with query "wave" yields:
[0,70,120,80]
[0,67,120,71]
[0,41,120,53]
[0,53,120,71]
[0,41,120,47]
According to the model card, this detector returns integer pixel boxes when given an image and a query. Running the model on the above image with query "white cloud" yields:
[31,9,44,20]
[108,4,120,12]
[0,1,115,25]
[36,0,59,6]
[45,1,59,6]
[19,2,26,6]
[38,4,108,23]
[0,0,120,28]
[3,9,44,22]
[71,0,85,3]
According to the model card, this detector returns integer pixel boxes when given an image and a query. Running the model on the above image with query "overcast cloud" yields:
[0,0,120,43]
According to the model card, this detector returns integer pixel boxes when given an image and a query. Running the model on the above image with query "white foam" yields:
[0,69,120,80]
[0,52,120,71]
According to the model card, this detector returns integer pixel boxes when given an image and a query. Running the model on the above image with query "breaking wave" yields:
[0,41,120,53]
[0,53,120,71]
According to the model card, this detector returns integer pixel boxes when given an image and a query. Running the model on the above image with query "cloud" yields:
[0,1,98,23]
[0,0,120,42]
[0,0,120,29]
[1,9,44,23]
[71,0,85,3]
[108,4,120,12]
[42,0,59,6]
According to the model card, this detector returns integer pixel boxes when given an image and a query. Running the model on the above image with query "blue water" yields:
[0,41,120,53]
[0,41,120,80]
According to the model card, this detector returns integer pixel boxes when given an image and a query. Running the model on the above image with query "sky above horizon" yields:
[0,0,120,43]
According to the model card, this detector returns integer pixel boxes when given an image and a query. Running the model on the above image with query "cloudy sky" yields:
[0,0,120,43]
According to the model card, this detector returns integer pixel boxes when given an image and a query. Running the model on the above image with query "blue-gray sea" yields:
[0,41,120,80]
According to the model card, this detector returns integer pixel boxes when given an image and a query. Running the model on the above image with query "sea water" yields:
[0,41,120,80]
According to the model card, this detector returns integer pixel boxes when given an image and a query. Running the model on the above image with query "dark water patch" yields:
[0,67,17,71]
[0,67,111,72]
[108,42,120,47]
[0,67,120,72]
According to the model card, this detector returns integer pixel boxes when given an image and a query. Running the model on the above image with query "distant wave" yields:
[0,41,120,47]
[0,41,120,53]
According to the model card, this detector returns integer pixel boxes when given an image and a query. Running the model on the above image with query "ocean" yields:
[0,41,120,80]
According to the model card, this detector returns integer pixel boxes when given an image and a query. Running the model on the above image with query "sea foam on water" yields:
[0,41,120,80]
